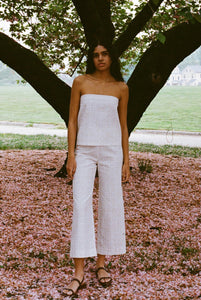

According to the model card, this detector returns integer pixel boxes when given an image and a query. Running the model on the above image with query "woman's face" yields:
[92,45,112,72]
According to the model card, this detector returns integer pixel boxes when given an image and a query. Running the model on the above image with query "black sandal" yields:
[60,277,86,297]
[96,267,112,288]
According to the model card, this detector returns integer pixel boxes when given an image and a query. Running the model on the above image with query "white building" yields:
[167,66,181,85]
[181,65,201,86]
[167,65,201,86]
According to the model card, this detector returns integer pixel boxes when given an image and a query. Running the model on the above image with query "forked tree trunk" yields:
[0,0,201,178]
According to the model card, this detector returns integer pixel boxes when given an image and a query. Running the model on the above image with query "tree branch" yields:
[126,20,201,134]
[95,0,115,41]
[114,0,165,57]
[0,32,71,125]
[72,0,114,46]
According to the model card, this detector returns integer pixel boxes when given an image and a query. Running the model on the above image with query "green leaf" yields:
[193,14,201,23]
[157,33,166,44]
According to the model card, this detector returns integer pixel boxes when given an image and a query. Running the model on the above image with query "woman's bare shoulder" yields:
[73,74,86,84]
[118,81,128,90]
[117,81,129,97]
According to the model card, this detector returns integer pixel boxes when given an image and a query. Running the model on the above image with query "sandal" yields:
[60,277,86,297]
[96,267,112,288]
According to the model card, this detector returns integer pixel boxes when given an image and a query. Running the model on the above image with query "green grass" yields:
[0,85,64,125]
[0,134,200,157]
[0,134,67,150]
[0,85,200,132]
[129,142,201,158]
[137,86,201,132]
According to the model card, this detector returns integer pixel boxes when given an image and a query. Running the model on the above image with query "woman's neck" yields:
[91,71,115,82]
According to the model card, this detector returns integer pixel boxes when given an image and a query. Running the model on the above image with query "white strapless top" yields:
[76,94,122,145]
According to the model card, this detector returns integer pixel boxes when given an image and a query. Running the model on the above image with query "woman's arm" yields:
[118,82,130,182]
[66,76,82,179]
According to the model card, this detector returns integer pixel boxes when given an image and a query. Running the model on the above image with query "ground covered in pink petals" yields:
[0,150,200,299]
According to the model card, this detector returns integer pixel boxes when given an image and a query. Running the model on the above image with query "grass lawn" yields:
[0,133,200,157]
[137,86,201,132]
[0,85,64,125]
[0,85,200,132]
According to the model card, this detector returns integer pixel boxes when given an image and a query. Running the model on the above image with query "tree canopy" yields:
[0,0,200,75]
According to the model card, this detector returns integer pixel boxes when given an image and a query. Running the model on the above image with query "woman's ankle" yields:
[74,269,84,280]
[74,258,85,279]
[96,254,106,268]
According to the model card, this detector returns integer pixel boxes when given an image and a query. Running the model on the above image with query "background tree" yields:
[0,0,201,175]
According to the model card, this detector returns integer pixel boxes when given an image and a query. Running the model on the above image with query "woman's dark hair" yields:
[86,40,124,82]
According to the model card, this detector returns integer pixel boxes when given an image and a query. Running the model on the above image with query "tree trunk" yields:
[0,17,200,177]
[72,0,114,45]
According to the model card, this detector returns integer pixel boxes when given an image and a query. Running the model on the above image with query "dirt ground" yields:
[0,150,200,299]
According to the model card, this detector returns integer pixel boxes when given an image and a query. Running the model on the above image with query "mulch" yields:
[0,150,200,299]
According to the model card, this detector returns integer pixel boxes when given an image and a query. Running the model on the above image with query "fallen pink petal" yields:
[0,150,200,299]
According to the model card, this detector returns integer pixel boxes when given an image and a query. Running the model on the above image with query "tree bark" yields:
[0,32,71,126]
[127,21,201,134]
[72,0,114,46]
[96,0,115,41]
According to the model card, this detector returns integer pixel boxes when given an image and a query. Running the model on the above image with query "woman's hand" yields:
[122,162,130,183]
[66,155,77,180]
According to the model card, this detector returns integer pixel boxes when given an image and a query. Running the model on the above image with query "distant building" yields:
[181,65,201,86]
[166,65,201,86]
[167,66,181,86]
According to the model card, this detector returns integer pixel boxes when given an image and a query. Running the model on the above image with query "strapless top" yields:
[76,94,122,146]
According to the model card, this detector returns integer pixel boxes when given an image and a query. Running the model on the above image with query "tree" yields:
[0,0,201,175]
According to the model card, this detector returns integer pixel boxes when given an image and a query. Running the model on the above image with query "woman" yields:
[62,41,130,297]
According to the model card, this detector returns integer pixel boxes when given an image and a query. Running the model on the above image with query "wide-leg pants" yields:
[70,145,126,258]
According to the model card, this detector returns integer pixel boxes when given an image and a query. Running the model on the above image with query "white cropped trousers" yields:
[70,145,126,258]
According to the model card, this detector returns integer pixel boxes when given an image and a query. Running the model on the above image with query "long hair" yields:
[86,40,124,82]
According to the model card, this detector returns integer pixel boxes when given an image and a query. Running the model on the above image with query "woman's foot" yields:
[96,267,112,287]
[60,273,85,297]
